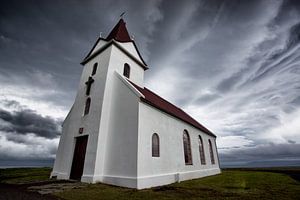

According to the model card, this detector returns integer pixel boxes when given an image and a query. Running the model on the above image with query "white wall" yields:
[137,102,220,188]
[101,73,140,188]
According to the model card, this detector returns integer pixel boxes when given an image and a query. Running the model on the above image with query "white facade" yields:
[51,20,220,189]
[136,103,220,188]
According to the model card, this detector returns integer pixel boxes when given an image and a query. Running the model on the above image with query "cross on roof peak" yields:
[120,11,126,18]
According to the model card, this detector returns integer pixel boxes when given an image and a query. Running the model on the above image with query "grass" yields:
[55,169,300,200]
[0,167,52,184]
[0,167,299,199]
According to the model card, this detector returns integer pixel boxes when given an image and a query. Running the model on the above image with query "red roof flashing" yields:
[130,82,216,137]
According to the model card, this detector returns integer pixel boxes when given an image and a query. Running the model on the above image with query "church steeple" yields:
[106,18,132,42]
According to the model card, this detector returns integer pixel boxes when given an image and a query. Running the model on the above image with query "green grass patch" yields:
[55,170,300,200]
[0,167,52,184]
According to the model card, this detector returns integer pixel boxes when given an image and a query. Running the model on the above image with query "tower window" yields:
[209,139,215,164]
[123,63,130,78]
[152,133,160,157]
[84,98,91,115]
[199,135,206,165]
[92,63,98,76]
[183,130,193,165]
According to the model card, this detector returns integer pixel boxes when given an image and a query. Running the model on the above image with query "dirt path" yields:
[0,180,85,200]
[0,183,60,200]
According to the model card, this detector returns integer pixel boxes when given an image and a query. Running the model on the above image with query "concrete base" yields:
[102,175,138,188]
[137,168,221,189]
[50,171,69,180]
[65,168,221,189]
[81,174,102,183]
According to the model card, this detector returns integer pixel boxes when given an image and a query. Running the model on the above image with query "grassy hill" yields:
[0,167,299,200]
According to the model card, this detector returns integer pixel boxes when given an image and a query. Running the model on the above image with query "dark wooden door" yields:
[70,135,88,180]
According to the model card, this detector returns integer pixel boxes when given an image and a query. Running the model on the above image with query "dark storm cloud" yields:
[0,0,94,94]
[1,100,21,108]
[0,100,61,160]
[0,107,61,139]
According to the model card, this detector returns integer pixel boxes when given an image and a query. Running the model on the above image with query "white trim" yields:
[83,39,147,69]
[112,40,146,66]
[62,105,74,127]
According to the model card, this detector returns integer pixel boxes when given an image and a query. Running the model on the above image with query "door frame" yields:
[69,135,89,180]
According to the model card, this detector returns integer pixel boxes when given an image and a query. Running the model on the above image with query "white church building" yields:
[51,19,221,189]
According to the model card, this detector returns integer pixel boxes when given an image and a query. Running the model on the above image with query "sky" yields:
[0,0,300,168]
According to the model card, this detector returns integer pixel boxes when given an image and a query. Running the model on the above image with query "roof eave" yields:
[81,39,148,70]
[139,98,217,138]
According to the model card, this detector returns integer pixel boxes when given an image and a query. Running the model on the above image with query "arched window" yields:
[123,63,130,78]
[84,98,91,115]
[92,63,98,76]
[152,133,160,157]
[198,136,206,165]
[208,139,215,164]
[183,130,192,165]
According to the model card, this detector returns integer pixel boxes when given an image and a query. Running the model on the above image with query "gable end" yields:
[81,39,148,70]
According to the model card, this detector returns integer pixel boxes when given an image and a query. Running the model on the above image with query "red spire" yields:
[106,19,132,42]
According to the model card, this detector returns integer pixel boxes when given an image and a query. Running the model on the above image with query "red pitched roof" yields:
[106,19,132,42]
[130,82,216,137]
[82,19,148,68]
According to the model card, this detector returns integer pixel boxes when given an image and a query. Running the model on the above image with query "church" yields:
[51,18,221,189]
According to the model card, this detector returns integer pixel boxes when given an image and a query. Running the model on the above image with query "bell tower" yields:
[51,18,147,182]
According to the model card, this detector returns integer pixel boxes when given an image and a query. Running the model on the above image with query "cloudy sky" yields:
[0,0,300,167]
